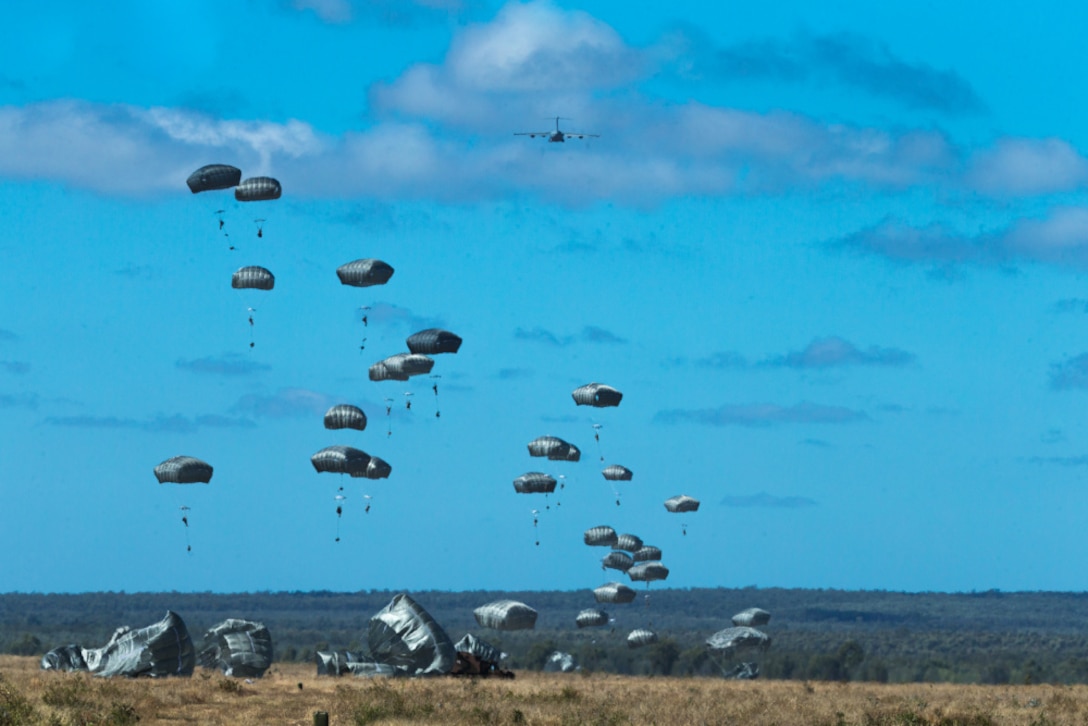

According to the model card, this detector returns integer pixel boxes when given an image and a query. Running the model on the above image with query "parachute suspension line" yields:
[532,509,540,547]
[404,391,413,412]
[592,423,605,462]
[254,218,265,238]
[358,306,370,353]
[334,490,346,543]
[682,522,688,536]
[247,307,256,349]
[430,375,441,418]
[555,474,565,508]
[180,505,191,554]
[384,397,394,437]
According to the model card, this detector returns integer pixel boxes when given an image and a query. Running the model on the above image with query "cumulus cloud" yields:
[290,0,480,25]
[231,388,334,418]
[654,401,868,427]
[762,336,914,369]
[665,351,749,369]
[1049,353,1088,390]
[514,325,627,346]
[44,414,254,433]
[176,354,272,376]
[719,491,818,508]
[365,302,444,331]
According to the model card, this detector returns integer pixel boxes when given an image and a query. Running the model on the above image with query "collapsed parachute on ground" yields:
[474,600,537,631]
[324,404,367,431]
[154,456,212,484]
[628,562,669,583]
[593,582,636,604]
[368,594,455,676]
[513,472,556,494]
[705,627,771,658]
[575,609,610,628]
[732,608,771,627]
[406,329,462,355]
[602,465,633,481]
[614,533,643,552]
[664,495,700,513]
[544,651,577,672]
[369,353,435,381]
[186,164,242,193]
[633,545,662,562]
[602,550,633,572]
[199,619,273,678]
[627,629,658,649]
[315,651,396,677]
[235,176,282,202]
[311,446,371,476]
[584,526,618,547]
[527,436,581,462]
[338,259,395,287]
[454,634,503,664]
[41,645,87,672]
[727,662,760,679]
[79,611,196,678]
[572,383,623,407]
[231,266,275,290]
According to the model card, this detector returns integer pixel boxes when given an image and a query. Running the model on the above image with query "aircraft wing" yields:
[514,132,550,136]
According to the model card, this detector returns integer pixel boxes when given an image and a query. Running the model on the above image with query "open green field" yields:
[3,656,1088,725]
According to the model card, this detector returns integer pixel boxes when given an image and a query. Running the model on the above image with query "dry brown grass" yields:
[3,655,1088,725]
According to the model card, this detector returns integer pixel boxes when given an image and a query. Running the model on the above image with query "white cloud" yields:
[966,138,1088,196]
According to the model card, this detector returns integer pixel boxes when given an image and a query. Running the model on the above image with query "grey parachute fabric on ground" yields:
[527,436,580,462]
[727,662,761,679]
[731,608,771,627]
[628,562,669,583]
[602,465,633,481]
[369,353,435,381]
[627,629,658,649]
[234,176,282,201]
[337,259,394,287]
[368,594,455,676]
[705,627,771,658]
[231,266,275,290]
[82,611,195,678]
[633,545,662,562]
[324,404,367,431]
[593,582,636,604]
[186,164,241,193]
[315,651,349,676]
[571,383,623,407]
[473,600,538,631]
[602,550,633,572]
[543,651,577,672]
[575,609,610,628]
[198,619,273,678]
[584,525,618,547]
[154,456,212,484]
[664,494,700,513]
[454,634,503,664]
[406,328,462,355]
[614,533,643,552]
[311,446,371,476]
[513,472,556,494]
[41,645,87,672]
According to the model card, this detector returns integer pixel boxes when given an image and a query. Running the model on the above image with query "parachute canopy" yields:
[664,494,701,513]
[705,626,771,657]
[406,329,462,355]
[627,629,658,649]
[311,446,371,476]
[324,404,367,431]
[81,611,196,678]
[453,633,503,664]
[584,525,618,547]
[614,533,643,552]
[231,266,275,291]
[41,645,87,672]
[198,619,273,678]
[234,176,282,202]
[731,608,771,627]
[527,436,581,462]
[473,600,538,631]
[186,164,241,194]
[337,259,395,287]
[602,550,633,572]
[154,456,212,484]
[572,382,623,407]
[369,353,434,381]
[633,545,663,562]
[368,594,455,676]
[593,582,636,604]
[575,609,610,629]
[628,562,669,583]
[602,465,633,481]
[513,472,556,494]
[355,456,392,480]
[544,651,577,672]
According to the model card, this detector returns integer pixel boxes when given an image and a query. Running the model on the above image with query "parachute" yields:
[368,594,455,676]
[406,329,462,355]
[154,456,212,484]
[40,645,87,672]
[186,164,241,193]
[513,472,557,494]
[198,619,273,678]
[324,404,367,431]
[602,465,633,481]
[231,266,275,290]
[664,495,700,513]
[614,533,643,553]
[628,562,669,583]
[572,382,623,407]
[81,611,196,678]
[234,176,282,202]
[584,526,618,547]
[705,626,771,658]
[633,545,663,563]
[627,629,658,649]
[593,582,637,604]
[473,600,538,631]
[337,259,395,287]
[527,436,581,462]
[731,608,771,627]
[453,633,503,664]
[602,550,633,573]
[575,609,610,629]
[311,446,371,476]
[356,456,392,480]
[369,353,435,381]
[543,651,577,672]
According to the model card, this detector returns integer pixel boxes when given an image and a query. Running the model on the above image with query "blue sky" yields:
[4,0,1088,595]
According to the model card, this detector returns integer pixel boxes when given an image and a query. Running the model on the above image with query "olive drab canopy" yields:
[602,465,633,481]
[731,608,771,627]
[571,382,623,407]
[593,582,637,604]
[633,545,663,562]
[368,594,455,676]
[154,456,213,484]
[627,629,658,649]
[337,259,395,287]
[614,533,643,552]
[198,619,273,678]
[575,609,610,628]
[310,446,371,476]
[406,329,462,355]
[186,164,241,193]
[628,562,669,583]
[324,404,367,431]
[527,436,581,462]
[473,600,538,631]
[602,550,633,572]
[513,472,557,494]
[664,494,701,513]
[231,266,275,291]
[234,176,282,202]
[584,526,618,547]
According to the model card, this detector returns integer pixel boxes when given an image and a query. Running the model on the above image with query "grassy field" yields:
[2,656,1087,725]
